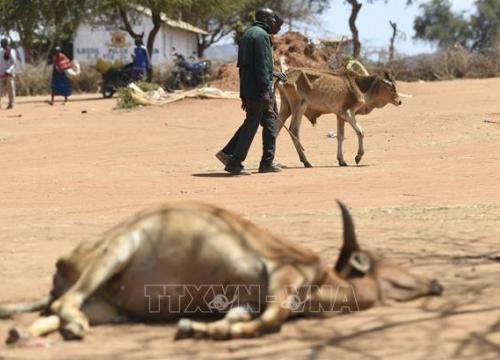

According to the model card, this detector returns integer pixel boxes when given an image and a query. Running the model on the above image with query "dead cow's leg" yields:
[7,296,126,346]
[6,315,61,346]
[176,305,256,340]
[345,110,365,164]
[336,115,348,167]
[50,232,140,340]
[289,101,312,168]
[228,266,306,338]
[176,266,305,339]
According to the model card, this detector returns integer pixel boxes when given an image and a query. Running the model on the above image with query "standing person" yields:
[131,37,150,81]
[49,46,72,105]
[0,38,17,109]
[216,8,286,175]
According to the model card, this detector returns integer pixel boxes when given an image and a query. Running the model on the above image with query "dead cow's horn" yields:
[334,200,361,273]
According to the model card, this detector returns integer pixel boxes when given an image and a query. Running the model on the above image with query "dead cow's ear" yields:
[334,201,361,274]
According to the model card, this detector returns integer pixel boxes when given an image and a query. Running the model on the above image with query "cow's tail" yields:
[0,295,51,319]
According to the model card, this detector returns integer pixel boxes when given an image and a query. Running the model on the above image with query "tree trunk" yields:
[197,35,208,58]
[389,21,397,62]
[146,10,162,81]
[346,0,362,59]
[21,39,33,63]
[118,6,143,39]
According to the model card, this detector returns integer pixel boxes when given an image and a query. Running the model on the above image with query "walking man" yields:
[0,38,17,109]
[216,8,286,175]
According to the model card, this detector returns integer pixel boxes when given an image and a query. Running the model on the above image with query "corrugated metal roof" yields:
[133,5,208,35]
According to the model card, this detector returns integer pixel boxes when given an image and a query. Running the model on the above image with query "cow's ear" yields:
[384,70,395,82]
[296,71,314,94]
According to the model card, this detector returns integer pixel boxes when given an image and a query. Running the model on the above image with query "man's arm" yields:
[5,49,16,75]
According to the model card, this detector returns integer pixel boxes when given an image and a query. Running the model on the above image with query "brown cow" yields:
[277,68,402,167]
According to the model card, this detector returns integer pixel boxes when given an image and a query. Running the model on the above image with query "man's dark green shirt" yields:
[237,21,274,100]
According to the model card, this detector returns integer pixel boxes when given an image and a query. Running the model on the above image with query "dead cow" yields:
[0,201,442,344]
[277,68,402,167]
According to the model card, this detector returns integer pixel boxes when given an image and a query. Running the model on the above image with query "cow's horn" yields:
[334,200,361,272]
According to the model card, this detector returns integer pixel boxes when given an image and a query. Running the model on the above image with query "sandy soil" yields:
[0,78,499,360]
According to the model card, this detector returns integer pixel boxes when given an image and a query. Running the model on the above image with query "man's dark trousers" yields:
[223,98,277,167]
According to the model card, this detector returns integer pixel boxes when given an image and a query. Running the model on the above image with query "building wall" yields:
[73,13,198,66]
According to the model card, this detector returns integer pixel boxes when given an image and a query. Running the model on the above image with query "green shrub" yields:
[135,80,160,92]
[115,87,138,109]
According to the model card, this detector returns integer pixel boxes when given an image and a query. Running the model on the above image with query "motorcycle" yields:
[100,62,134,98]
[165,50,211,92]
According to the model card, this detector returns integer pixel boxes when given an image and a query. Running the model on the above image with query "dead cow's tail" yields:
[0,295,51,319]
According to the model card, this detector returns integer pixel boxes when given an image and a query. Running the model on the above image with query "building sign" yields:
[107,31,131,48]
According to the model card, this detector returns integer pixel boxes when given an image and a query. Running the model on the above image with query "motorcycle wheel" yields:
[165,76,180,93]
[102,87,115,98]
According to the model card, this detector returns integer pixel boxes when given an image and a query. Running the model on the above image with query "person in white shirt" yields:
[0,38,17,109]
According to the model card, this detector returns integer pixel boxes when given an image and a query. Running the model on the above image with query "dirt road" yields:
[0,78,499,359]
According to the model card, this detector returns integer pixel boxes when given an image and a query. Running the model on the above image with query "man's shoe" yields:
[224,164,251,176]
[216,150,232,166]
[259,162,282,173]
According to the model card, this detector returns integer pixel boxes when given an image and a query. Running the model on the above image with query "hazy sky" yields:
[306,0,477,56]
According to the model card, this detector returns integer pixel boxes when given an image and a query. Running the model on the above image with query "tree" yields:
[344,0,413,59]
[175,0,331,57]
[470,0,500,51]
[169,0,248,57]
[0,0,91,62]
[388,21,397,62]
[388,20,406,62]
[93,1,181,64]
[345,0,362,59]
[413,0,471,49]
[245,0,331,30]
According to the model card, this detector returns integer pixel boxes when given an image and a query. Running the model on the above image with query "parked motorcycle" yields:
[165,51,211,92]
[101,62,134,98]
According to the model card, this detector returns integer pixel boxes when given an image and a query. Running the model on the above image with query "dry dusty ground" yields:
[0,78,499,360]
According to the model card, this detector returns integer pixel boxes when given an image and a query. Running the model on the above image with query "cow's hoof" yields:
[338,161,348,167]
[174,318,193,340]
[61,322,85,341]
[6,328,54,348]
[303,162,313,168]
[355,155,363,165]
[6,327,25,345]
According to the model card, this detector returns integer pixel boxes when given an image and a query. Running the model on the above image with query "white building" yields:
[73,6,207,66]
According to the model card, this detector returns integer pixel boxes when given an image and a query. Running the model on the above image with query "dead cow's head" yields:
[333,201,443,304]
[375,71,402,107]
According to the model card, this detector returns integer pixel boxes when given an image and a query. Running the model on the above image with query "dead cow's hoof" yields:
[61,322,85,340]
[6,327,25,345]
[174,318,193,340]
[6,328,54,348]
